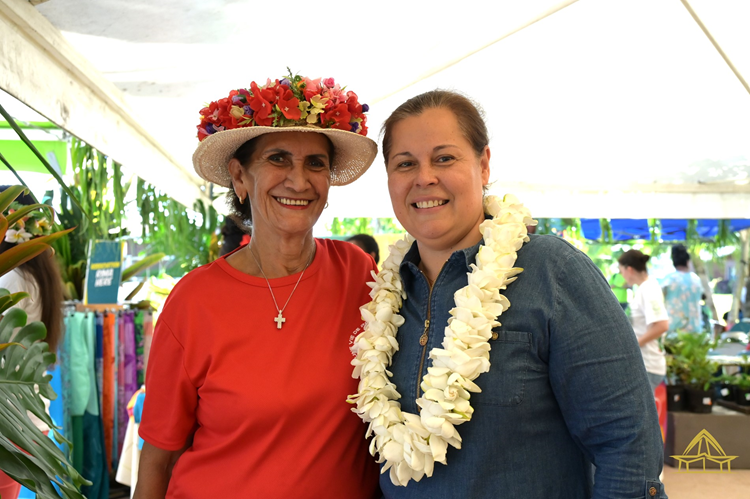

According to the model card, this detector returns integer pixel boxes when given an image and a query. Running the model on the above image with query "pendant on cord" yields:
[274,310,286,329]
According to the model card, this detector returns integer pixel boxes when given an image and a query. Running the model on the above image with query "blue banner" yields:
[84,240,122,304]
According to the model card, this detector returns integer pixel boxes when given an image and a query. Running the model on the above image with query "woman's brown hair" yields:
[618,249,651,273]
[380,89,489,164]
[0,189,64,353]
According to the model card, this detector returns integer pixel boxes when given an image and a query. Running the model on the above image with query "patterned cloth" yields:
[661,271,704,333]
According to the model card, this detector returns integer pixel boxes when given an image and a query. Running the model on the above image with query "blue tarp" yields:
[580,219,750,241]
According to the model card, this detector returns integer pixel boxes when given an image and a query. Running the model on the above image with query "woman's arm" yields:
[548,251,666,498]
[637,320,669,347]
[133,441,188,499]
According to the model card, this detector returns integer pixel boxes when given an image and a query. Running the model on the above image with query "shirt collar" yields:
[399,238,482,278]
[399,214,490,277]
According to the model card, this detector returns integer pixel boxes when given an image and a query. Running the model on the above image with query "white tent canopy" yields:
[2,0,749,218]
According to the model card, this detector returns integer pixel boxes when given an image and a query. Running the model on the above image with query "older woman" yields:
[135,73,380,498]
[349,90,666,498]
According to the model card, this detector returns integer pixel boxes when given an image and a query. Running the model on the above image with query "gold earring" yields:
[239,194,245,204]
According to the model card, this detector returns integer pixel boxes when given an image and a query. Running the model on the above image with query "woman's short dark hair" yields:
[380,89,489,163]
[618,249,651,273]
[226,134,335,229]
[0,187,64,352]
[671,244,690,267]
[347,234,379,264]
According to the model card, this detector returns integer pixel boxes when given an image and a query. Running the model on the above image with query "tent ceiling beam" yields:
[680,0,750,97]
[371,0,580,104]
[0,0,208,208]
[500,182,750,195]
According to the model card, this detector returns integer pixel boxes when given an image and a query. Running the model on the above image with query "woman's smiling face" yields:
[229,131,332,239]
[386,107,490,252]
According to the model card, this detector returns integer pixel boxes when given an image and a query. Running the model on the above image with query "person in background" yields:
[218,217,250,256]
[618,250,670,391]
[347,233,379,264]
[0,187,64,499]
[350,90,666,498]
[661,244,703,334]
[609,271,630,311]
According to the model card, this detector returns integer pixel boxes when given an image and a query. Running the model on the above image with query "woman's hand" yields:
[133,440,189,499]
[638,320,669,347]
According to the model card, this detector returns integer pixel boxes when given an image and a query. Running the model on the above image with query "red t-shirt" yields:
[140,239,379,498]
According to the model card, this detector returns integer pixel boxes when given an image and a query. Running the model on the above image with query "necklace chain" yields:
[249,244,315,329]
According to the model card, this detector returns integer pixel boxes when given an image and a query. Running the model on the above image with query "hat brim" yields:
[192,126,378,188]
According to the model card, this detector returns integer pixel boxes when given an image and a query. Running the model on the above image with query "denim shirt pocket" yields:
[475,330,532,407]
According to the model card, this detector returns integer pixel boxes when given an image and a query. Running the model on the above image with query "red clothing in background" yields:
[140,239,379,498]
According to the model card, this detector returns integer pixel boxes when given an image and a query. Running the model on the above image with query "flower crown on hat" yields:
[197,70,370,141]
[4,202,53,244]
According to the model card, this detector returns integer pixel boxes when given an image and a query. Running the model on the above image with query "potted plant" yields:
[715,372,738,403]
[664,333,690,411]
[667,332,718,413]
[0,186,87,498]
[733,360,750,406]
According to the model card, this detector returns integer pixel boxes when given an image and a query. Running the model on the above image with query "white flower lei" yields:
[348,194,536,486]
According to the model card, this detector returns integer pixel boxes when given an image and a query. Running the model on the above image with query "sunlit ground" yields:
[662,464,750,498]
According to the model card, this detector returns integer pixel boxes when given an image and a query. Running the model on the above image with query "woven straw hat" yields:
[191,73,377,187]
[193,125,377,187]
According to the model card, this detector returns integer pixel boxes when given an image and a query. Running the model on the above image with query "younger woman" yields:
[618,249,670,391]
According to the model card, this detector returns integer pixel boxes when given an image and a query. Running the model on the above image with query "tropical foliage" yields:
[137,179,221,277]
[0,186,86,498]
[328,217,403,236]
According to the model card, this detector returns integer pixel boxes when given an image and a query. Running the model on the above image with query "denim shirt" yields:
[380,234,667,499]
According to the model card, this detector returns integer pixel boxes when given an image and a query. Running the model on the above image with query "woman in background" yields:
[619,249,670,391]
[662,244,703,334]
[0,187,64,499]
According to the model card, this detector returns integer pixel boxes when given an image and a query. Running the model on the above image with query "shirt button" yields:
[649,486,657,496]
[491,332,499,340]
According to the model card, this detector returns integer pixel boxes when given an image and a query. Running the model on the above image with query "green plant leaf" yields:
[0,341,24,352]
[0,308,89,498]
[124,280,146,302]
[5,203,55,228]
[122,253,166,281]
[0,291,30,316]
[0,104,89,222]
[0,186,28,213]
[0,228,75,277]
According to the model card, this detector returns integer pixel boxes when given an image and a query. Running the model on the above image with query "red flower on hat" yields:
[346,91,363,116]
[278,87,301,120]
[249,82,275,126]
[321,103,352,130]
